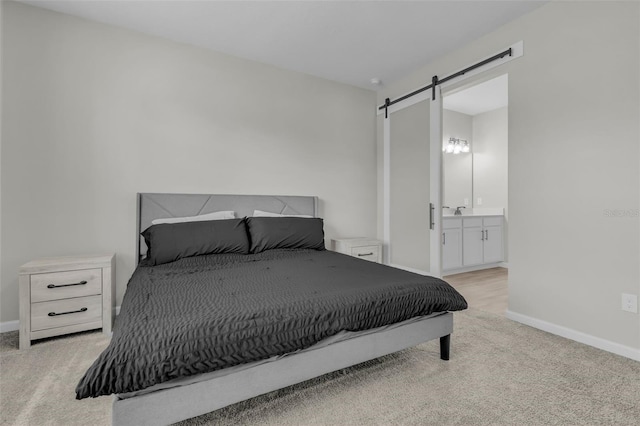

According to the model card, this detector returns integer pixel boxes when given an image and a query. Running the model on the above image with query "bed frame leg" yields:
[440,334,450,361]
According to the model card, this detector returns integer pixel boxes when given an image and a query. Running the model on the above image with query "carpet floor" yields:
[1,308,638,425]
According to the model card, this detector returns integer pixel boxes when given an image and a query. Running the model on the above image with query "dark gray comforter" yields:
[76,249,467,399]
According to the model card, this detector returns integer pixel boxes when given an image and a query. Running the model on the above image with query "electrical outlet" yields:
[477,197,483,206]
[621,293,638,313]
[464,198,469,206]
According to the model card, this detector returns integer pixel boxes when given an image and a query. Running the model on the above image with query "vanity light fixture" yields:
[444,138,470,154]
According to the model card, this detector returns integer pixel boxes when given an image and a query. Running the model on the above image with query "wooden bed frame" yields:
[111,193,454,426]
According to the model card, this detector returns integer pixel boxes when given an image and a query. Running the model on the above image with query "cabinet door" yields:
[483,225,503,263]
[462,227,484,266]
[442,228,462,270]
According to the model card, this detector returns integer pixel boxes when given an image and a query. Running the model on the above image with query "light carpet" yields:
[1,309,638,425]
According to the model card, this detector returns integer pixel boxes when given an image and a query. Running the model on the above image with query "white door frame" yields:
[380,41,523,277]
[429,85,443,277]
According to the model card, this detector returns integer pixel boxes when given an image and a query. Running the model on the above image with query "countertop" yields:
[442,208,504,218]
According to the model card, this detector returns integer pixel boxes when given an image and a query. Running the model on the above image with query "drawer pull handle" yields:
[48,307,88,317]
[357,252,374,257]
[47,280,88,289]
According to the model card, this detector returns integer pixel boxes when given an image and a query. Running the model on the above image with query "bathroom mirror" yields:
[443,150,472,209]
[443,109,473,209]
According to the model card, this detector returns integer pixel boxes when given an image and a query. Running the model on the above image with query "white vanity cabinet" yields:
[442,219,463,270]
[443,215,504,272]
[481,217,504,264]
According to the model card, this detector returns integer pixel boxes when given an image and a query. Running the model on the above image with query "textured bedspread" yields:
[76,250,467,398]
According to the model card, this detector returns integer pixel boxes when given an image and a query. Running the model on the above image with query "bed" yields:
[76,193,467,426]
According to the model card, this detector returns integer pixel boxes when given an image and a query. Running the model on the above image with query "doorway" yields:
[441,74,509,315]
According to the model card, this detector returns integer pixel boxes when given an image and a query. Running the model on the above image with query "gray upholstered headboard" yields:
[136,193,318,263]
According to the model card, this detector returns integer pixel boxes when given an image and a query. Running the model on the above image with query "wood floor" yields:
[443,267,508,315]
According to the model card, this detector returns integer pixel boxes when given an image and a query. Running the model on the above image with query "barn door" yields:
[382,86,442,277]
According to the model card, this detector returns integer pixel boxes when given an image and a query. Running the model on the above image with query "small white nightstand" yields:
[331,238,383,263]
[19,254,115,350]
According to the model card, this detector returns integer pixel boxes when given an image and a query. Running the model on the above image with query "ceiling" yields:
[443,74,508,116]
[20,0,546,90]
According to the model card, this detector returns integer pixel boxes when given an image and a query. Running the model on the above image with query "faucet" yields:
[454,206,466,216]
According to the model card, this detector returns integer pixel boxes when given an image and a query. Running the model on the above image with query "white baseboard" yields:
[0,320,19,333]
[506,310,640,362]
[1,306,122,334]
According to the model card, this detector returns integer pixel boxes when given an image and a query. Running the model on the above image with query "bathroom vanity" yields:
[442,213,504,273]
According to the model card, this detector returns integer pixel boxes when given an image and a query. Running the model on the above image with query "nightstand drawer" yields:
[31,295,102,332]
[351,245,380,262]
[31,269,102,303]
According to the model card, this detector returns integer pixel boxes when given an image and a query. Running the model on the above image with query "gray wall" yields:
[377,1,639,350]
[0,2,377,323]
[473,107,508,260]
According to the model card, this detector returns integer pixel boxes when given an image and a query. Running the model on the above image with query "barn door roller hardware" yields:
[378,47,512,112]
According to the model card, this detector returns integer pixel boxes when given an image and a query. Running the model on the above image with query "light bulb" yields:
[445,138,456,154]
[446,142,455,153]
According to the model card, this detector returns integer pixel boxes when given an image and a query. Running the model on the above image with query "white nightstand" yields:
[19,254,116,350]
[331,238,383,263]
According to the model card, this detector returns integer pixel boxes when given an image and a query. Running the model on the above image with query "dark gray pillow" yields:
[246,217,325,253]
[141,219,249,265]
